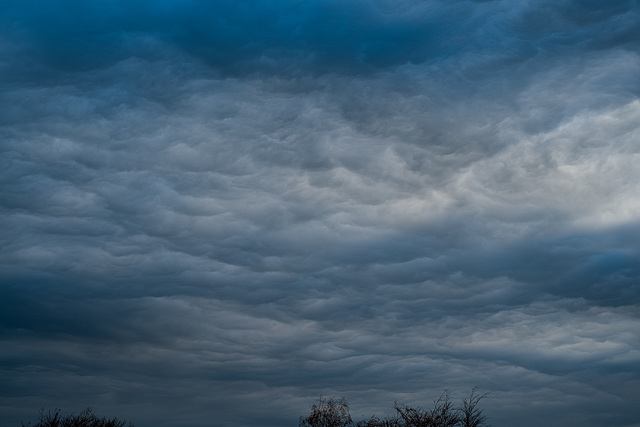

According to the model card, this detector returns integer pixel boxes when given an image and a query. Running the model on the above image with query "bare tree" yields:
[429,390,460,427]
[357,413,400,427]
[311,388,488,427]
[22,408,132,427]
[394,402,432,427]
[300,396,354,427]
[460,388,489,427]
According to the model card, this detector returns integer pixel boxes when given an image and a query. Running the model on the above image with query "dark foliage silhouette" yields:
[300,396,354,427]
[459,388,488,427]
[22,408,133,427]
[394,390,459,427]
[304,389,489,427]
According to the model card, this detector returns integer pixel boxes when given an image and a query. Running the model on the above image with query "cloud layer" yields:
[1,1,639,426]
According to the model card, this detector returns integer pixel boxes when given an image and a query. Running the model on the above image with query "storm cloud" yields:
[1,1,639,426]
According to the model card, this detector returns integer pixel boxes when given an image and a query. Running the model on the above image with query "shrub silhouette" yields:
[459,388,488,427]
[22,408,133,427]
[300,396,354,427]
[303,389,488,427]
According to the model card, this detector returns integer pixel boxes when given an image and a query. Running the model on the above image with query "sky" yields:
[1,0,639,426]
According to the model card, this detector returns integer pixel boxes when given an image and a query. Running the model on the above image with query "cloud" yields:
[2,0,637,78]
[1,1,640,426]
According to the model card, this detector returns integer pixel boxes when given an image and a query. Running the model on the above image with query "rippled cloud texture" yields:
[1,1,639,426]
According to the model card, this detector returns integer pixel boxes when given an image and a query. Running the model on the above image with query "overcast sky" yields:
[1,1,639,426]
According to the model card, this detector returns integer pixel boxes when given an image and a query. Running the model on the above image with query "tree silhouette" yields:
[300,396,354,427]
[460,388,488,427]
[22,408,133,427]
[392,390,460,427]
[306,389,489,427]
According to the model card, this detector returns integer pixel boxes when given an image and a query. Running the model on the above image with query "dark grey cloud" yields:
[2,0,638,78]
[2,1,640,426]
